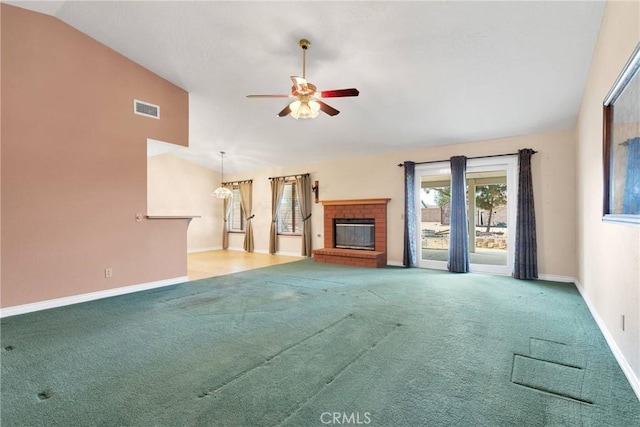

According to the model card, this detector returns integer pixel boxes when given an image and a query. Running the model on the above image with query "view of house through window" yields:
[229,186,245,231]
[277,181,302,234]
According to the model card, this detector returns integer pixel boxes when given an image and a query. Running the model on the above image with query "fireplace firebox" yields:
[334,218,375,251]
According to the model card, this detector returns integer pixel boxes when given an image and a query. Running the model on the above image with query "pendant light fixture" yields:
[211,151,233,199]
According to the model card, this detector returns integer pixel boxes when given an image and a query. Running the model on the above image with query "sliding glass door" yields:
[416,156,517,275]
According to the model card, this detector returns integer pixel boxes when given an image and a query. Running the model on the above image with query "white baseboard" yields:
[574,278,640,401]
[0,276,188,319]
[537,274,575,283]
[225,247,304,258]
[387,260,405,267]
[276,251,305,257]
[187,246,222,254]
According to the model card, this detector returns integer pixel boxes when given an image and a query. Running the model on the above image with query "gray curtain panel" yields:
[403,161,417,267]
[222,183,233,250]
[238,181,254,253]
[514,149,537,279]
[296,174,313,257]
[448,156,469,273]
[622,137,640,214]
[269,177,286,254]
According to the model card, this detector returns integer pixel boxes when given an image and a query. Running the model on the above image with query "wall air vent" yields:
[133,99,160,119]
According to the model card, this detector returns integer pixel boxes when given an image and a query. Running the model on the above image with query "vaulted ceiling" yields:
[7,1,606,173]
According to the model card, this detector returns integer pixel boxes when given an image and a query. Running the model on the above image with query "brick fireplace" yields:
[313,198,390,268]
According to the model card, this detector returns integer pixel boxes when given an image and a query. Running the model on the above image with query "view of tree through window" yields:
[230,186,245,231]
[277,181,302,234]
[475,184,507,232]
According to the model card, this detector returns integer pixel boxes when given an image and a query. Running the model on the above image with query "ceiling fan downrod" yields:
[299,39,310,79]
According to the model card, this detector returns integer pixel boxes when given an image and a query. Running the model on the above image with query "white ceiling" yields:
[7,0,606,174]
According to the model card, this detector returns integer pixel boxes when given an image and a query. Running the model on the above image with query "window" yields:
[277,181,302,234]
[229,186,245,232]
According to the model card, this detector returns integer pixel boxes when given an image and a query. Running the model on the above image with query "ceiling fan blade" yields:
[320,88,360,98]
[317,100,340,116]
[247,94,292,98]
[277,104,292,117]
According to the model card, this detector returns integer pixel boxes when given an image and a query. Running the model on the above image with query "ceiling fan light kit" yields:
[247,39,359,119]
[290,98,320,120]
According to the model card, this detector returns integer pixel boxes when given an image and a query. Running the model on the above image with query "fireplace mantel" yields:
[321,198,390,206]
[313,198,390,268]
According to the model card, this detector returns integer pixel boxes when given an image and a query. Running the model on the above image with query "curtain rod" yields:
[396,150,537,167]
[269,173,310,180]
[222,179,253,185]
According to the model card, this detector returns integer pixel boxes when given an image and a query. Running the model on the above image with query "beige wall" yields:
[1,5,189,308]
[575,0,640,381]
[226,128,576,277]
[147,154,222,252]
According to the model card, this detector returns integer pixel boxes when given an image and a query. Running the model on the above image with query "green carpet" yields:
[1,260,638,426]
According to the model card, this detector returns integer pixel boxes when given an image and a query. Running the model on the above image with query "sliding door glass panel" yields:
[467,170,507,267]
[466,157,517,275]
[417,163,451,270]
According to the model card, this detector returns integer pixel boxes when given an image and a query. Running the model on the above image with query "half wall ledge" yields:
[146,215,201,225]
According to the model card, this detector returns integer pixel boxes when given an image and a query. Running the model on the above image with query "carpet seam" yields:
[275,322,402,427]
[513,352,584,370]
[510,382,593,406]
[511,353,592,406]
[198,313,355,398]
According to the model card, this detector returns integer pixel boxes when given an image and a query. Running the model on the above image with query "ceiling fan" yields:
[247,39,359,119]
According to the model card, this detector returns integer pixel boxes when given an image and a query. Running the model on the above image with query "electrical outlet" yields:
[105,268,113,278]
